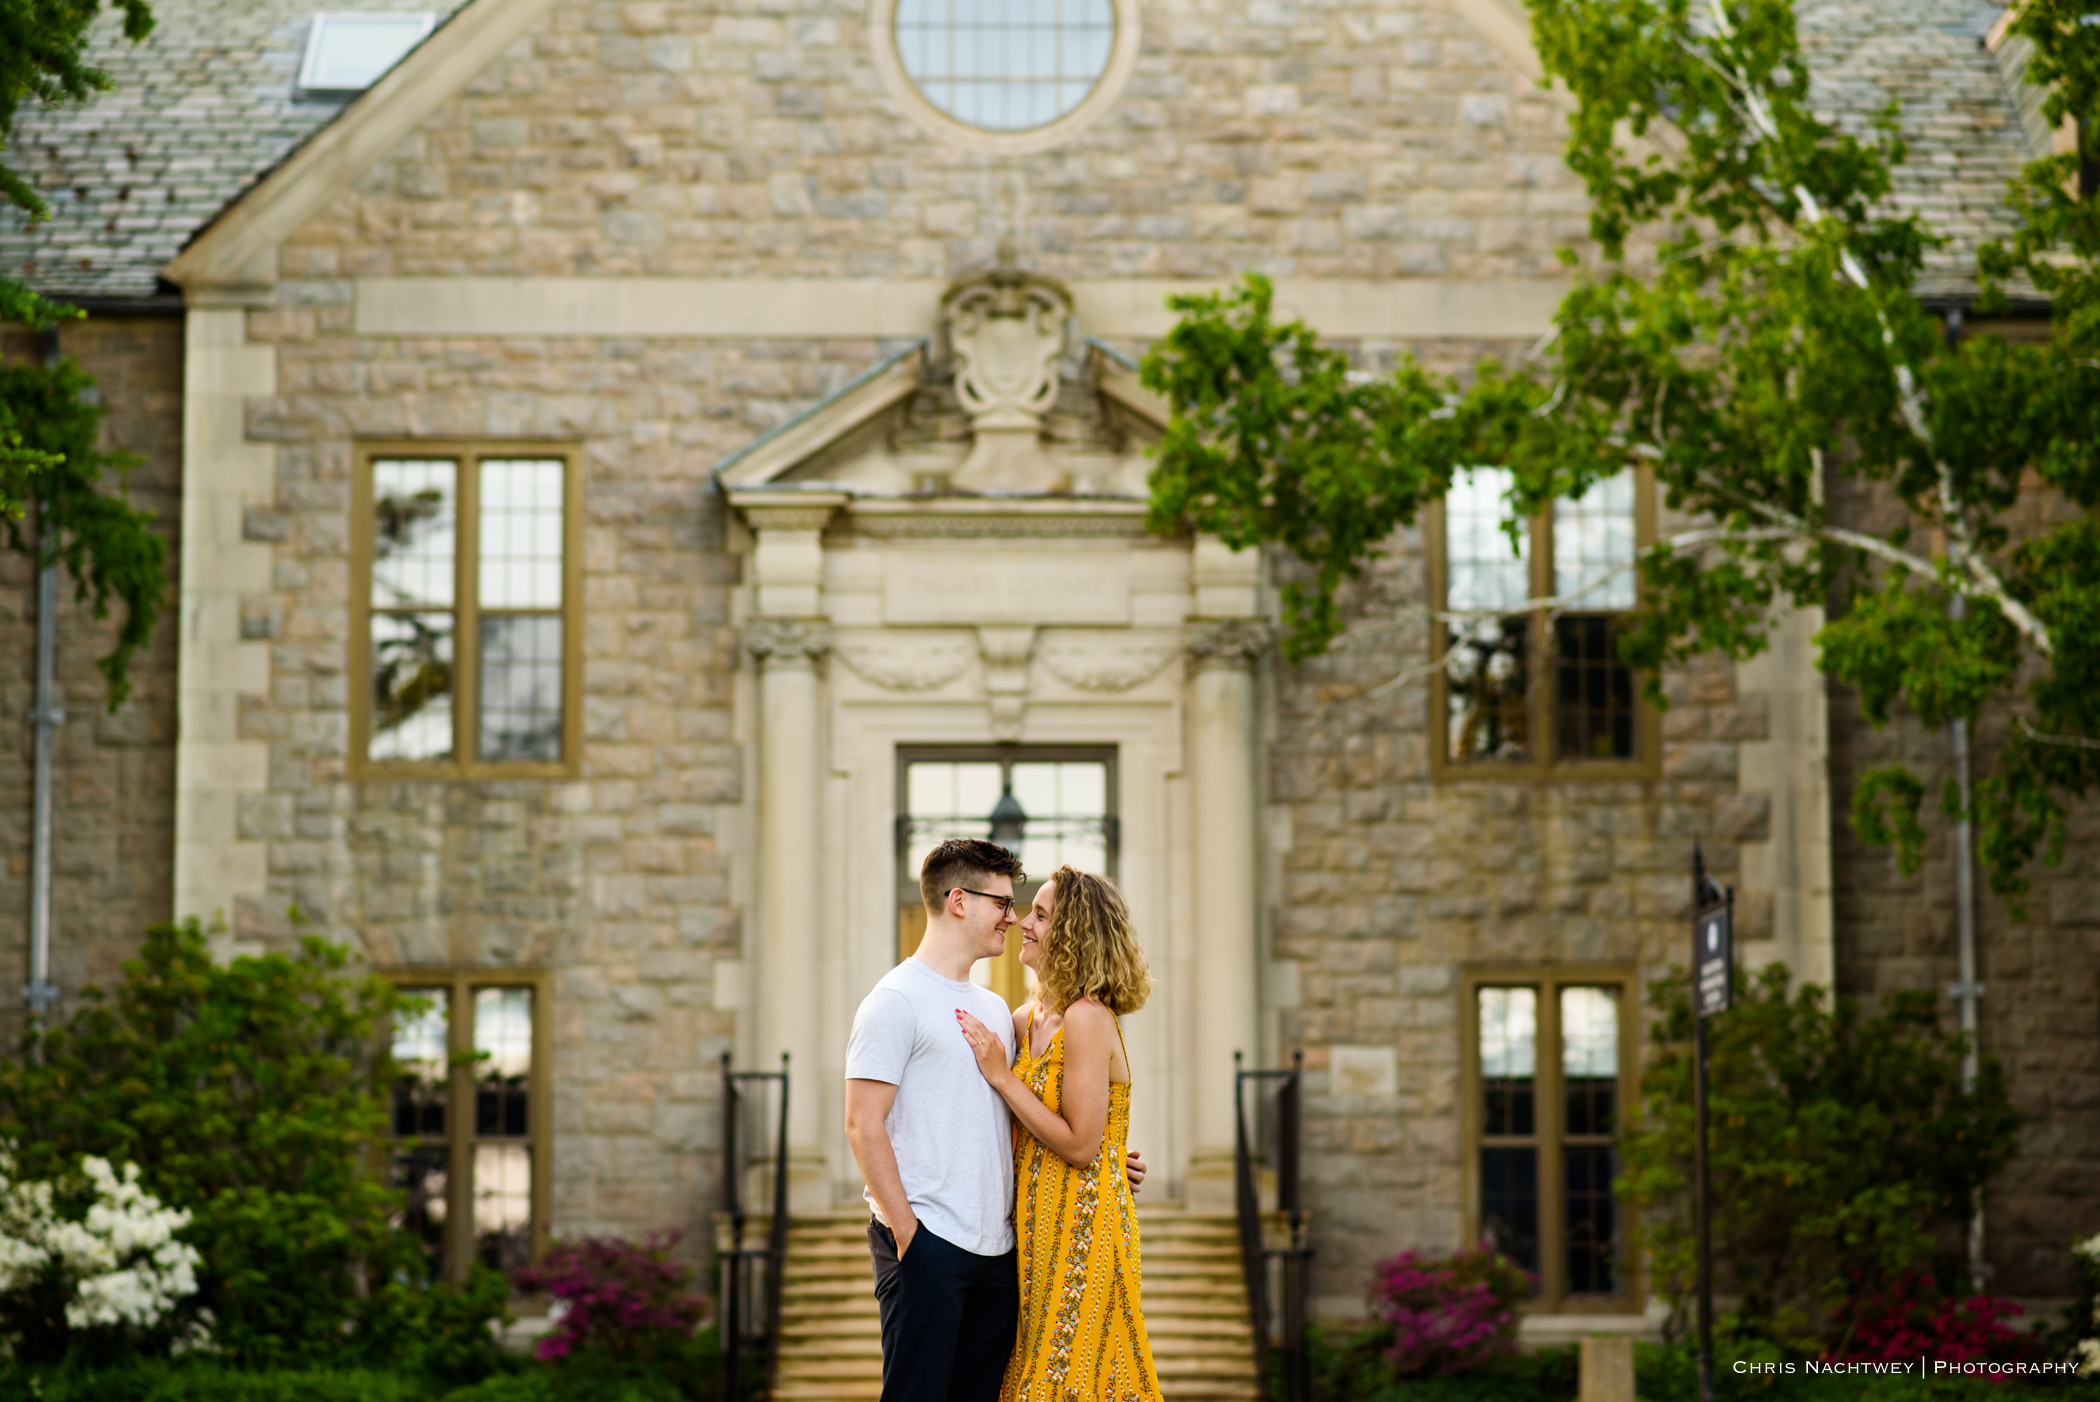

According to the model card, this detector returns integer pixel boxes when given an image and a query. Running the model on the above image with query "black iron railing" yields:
[720,1053,789,1402]
[1235,1051,1312,1402]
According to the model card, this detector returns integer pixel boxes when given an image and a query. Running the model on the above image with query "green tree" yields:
[0,921,418,1366]
[1618,966,2021,1346]
[1,0,167,704]
[1141,0,2100,902]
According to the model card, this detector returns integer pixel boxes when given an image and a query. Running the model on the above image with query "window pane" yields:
[479,459,565,609]
[474,1142,533,1273]
[1445,468,1529,611]
[1446,617,1529,763]
[1564,1144,1618,1294]
[1562,985,1618,1136]
[902,761,1007,882]
[371,460,457,609]
[1478,987,1535,1137]
[1480,1146,1539,1276]
[478,615,564,762]
[1010,760,1110,876]
[371,612,455,761]
[895,0,1116,131]
[474,987,532,1139]
[1554,616,1635,761]
[391,1145,449,1272]
[392,988,450,1139]
[1553,469,1636,611]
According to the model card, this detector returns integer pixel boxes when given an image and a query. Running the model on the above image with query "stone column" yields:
[746,616,832,1214]
[735,491,844,1215]
[1183,618,1268,1210]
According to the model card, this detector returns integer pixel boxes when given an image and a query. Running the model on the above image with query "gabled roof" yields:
[0,0,471,298]
[715,340,1167,490]
[0,0,2041,306]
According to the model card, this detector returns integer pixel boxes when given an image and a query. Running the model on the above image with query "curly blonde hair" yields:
[1033,866,1153,1016]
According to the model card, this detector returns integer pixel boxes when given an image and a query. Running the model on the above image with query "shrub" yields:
[350,1264,515,1386]
[1825,1271,2028,1365]
[1306,1328,1576,1402]
[1617,965,2022,1349]
[1364,1243,1531,1377]
[0,919,408,1366]
[511,1233,706,1365]
[444,1328,720,1402]
[0,1359,435,1402]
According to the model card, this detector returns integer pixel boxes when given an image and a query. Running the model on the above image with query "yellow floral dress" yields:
[1002,1010,1162,1402]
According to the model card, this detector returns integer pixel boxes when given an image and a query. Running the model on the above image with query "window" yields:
[870,0,1140,153]
[1462,969,1637,1309]
[1429,467,1656,781]
[895,746,1117,1007]
[895,0,1116,131]
[384,972,550,1281]
[299,12,436,94]
[351,445,582,779]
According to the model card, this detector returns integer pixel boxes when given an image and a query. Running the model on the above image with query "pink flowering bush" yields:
[512,1231,706,1363]
[1827,1270,2029,1369]
[1366,1242,1533,1377]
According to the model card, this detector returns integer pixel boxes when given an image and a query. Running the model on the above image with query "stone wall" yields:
[1825,470,2100,1301]
[232,314,816,1240]
[276,0,1580,287]
[230,0,1589,1254]
[0,316,182,1048]
[1262,491,1772,1312]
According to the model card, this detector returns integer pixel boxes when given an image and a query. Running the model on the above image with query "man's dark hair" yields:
[920,837,1025,913]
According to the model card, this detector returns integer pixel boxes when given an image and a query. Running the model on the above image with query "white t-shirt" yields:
[844,956,1018,1256]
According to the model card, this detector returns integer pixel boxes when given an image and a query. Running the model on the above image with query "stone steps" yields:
[763,1211,1263,1402]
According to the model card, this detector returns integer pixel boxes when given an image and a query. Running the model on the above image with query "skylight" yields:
[298,12,436,94]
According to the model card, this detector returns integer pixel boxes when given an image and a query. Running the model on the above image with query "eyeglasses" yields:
[953,887,1016,916]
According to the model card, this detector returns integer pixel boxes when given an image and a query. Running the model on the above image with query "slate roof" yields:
[0,0,2044,303]
[1796,0,2033,291]
[0,0,469,299]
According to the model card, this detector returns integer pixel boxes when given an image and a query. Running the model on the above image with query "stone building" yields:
[2,0,2093,1363]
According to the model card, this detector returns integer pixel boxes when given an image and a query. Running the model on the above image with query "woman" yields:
[955,865,1161,1402]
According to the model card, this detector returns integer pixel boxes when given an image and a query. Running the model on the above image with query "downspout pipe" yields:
[1949,613,1985,1290]
[25,328,65,1037]
[1941,309,1985,1292]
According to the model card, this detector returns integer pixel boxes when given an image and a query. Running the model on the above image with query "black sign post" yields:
[1690,843,1732,1402]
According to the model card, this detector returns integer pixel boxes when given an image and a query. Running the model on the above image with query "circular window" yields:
[871,0,1141,153]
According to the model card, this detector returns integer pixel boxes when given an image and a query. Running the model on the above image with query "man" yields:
[844,837,1143,1402]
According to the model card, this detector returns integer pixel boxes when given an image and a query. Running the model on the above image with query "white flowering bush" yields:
[0,1145,203,1355]
[2074,1233,2100,1376]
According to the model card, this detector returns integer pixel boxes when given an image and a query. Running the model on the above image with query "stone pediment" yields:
[715,254,1168,510]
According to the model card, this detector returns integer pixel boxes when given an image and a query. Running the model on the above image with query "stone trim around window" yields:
[1458,964,1642,1314]
[349,442,584,781]
[1425,466,1661,784]
[378,968,554,1285]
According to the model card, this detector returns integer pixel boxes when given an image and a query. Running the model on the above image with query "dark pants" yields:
[868,1218,1018,1402]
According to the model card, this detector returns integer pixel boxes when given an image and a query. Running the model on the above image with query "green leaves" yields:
[1,0,170,707]
[1142,275,1463,659]
[0,921,409,1366]
[1849,767,1927,877]
[1140,275,1564,660]
[1617,967,2021,1346]
[1142,0,2100,902]
[0,0,155,221]
[0,356,169,708]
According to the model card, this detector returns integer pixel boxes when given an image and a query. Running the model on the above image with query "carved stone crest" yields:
[943,247,1071,434]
